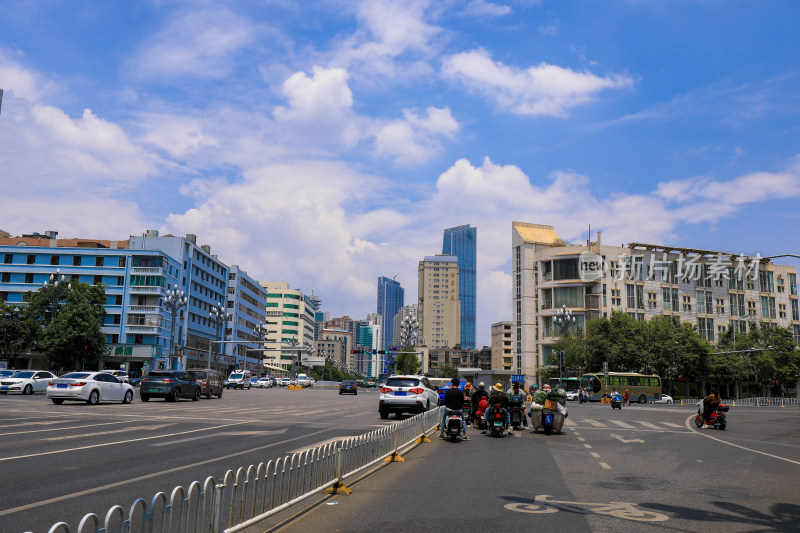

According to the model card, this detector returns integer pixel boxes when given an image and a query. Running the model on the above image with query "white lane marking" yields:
[0,421,247,462]
[591,452,600,458]
[43,424,172,441]
[633,421,662,430]
[578,437,586,442]
[609,420,635,429]
[564,418,577,427]
[661,422,683,428]
[581,419,607,428]
[599,462,611,470]
[583,444,592,449]
[0,420,132,436]
[151,428,288,446]
[683,415,800,466]
[0,427,334,518]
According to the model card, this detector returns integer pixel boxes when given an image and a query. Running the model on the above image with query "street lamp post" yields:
[253,322,268,374]
[288,336,300,379]
[163,288,187,371]
[43,269,71,321]
[553,305,575,386]
[208,303,231,372]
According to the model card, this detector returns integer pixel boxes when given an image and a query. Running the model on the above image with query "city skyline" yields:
[2,2,799,348]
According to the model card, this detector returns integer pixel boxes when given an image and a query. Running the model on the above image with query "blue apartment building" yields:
[443,224,477,349]
[226,266,269,373]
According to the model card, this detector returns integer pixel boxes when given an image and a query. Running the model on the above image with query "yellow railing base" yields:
[324,482,353,495]
[416,435,431,443]
[384,452,405,462]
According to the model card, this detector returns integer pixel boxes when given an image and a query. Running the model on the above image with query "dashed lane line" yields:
[608,420,636,429]
[633,421,663,430]
[599,462,611,470]
[42,424,172,441]
[684,414,800,466]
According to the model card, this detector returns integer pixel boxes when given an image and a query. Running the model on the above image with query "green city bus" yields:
[580,372,662,403]
[548,377,580,393]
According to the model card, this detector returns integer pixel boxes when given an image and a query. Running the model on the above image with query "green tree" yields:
[395,350,420,375]
[673,321,710,397]
[28,282,107,370]
[0,303,40,368]
[551,328,589,374]
[438,364,459,379]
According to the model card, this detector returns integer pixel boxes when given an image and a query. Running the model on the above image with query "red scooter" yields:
[694,403,728,430]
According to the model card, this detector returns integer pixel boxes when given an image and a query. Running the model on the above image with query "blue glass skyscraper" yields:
[443,224,476,349]
[377,276,404,351]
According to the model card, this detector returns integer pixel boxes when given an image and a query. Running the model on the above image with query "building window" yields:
[50,255,60,265]
[73,256,81,266]
[3,254,11,264]
[647,292,657,309]
[697,317,714,341]
[790,273,797,296]
[716,298,725,315]
[1,273,9,283]
[611,289,621,307]
[779,303,787,319]
[0,291,8,301]
[792,300,799,321]
[26,255,35,265]
[96,256,104,267]
[94,275,103,285]
[747,300,756,317]
[24,273,33,284]
[760,296,776,319]
[683,295,692,312]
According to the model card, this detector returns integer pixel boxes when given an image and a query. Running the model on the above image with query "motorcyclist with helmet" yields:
[471,382,489,423]
[506,381,528,429]
[439,377,469,440]
[483,382,511,435]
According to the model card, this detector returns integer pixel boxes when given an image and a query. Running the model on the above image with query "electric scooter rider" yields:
[483,383,511,435]
[439,377,469,440]
[471,382,489,423]
[506,381,528,428]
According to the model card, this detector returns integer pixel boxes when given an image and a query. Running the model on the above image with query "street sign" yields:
[511,374,525,383]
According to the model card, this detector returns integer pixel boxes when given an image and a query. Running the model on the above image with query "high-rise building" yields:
[226,266,268,373]
[491,321,513,370]
[418,255,461,350]
[443,224,477,349]
[259,281,316,373]
[377,276,404,351]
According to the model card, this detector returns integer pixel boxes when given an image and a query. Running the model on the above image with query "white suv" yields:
[378,375,439,419]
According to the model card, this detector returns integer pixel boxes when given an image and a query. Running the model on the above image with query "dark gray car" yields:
[188,369,223,399]
[139,371,201,402]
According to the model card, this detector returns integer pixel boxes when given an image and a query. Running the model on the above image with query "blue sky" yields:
[1,0,799,347]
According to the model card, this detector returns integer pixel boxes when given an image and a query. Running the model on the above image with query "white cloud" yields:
[463,0,512,17]
[442,48,634,116]
[139,113,219,159]
[537,23,559,36]
[132,8,255,79]
[0,49,47,101]
[375,106,459,165]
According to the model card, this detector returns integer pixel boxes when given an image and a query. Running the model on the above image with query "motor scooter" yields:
[694,403,728,430]
[610,394,622,410]
[462,395,472,426]
[486,404,507,437]
[509,398,525,429]
[445,409,464,441]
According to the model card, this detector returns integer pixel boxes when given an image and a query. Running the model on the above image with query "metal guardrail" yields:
[680,397,798,407]
[44,406,444,533]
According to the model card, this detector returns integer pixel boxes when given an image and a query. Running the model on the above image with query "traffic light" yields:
[159,361,165,370]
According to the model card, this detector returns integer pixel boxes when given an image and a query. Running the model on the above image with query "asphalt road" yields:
[1,390,799,532]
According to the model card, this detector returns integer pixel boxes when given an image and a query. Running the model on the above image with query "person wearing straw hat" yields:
[483,382,511,434]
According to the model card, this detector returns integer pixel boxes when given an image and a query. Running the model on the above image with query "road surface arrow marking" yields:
[610,433,644,444]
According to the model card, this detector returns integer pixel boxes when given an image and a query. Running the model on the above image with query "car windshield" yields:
[386,378,420,388]
[146,372,171,378]
[0,370,16,377]
[230,373,243,379]
[189,371,207,379]
[343,381,356,386]
[61,373,91,379]
[13,371,35,379]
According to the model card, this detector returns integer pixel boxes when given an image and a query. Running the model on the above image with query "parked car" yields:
[0,370,56,395]
[255,377,273,388]
[139,371,201,402]
[379,375,439,418]
[47,371,135,405]
[0,370,18,378]
[100,370,130,383]
[187,369,223,398]
[340,380,358,395]
[654,394,674,404]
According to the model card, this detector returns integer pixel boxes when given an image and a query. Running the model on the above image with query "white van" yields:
[227,370,252,389]
[296,373,311,387]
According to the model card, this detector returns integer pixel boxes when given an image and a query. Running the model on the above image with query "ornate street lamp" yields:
[42,269,71,321]
[252,321,268,372]
[553,305,576,386]
[208,303,231,371]
[163,288,187,371]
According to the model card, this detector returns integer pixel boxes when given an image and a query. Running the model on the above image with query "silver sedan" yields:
[47,372,135,405]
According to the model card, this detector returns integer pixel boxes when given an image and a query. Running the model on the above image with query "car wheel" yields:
[23,384,32,395]
[380,409,389,419]
[354,391,357,395]
[339,391,343,395]
[86,390,100,405]
[51,398,64,405]
[123,390,134,404]
[666,400,672,404]
[192,389,201,401]
[216,389,223,398]
[141,395,150,402]
[167,389,179,402]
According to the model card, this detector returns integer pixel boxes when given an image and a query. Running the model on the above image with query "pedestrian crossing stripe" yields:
[633,421,663,430]
[608,420,635,429]
[570,419,687,430]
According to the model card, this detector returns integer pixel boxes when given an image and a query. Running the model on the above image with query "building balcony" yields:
[129,286,163,294]
[131,267,164,275]
[125,325,160,333]
[129,305,161,313]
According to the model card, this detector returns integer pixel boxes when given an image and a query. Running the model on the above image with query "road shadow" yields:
[642,500,800,532]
